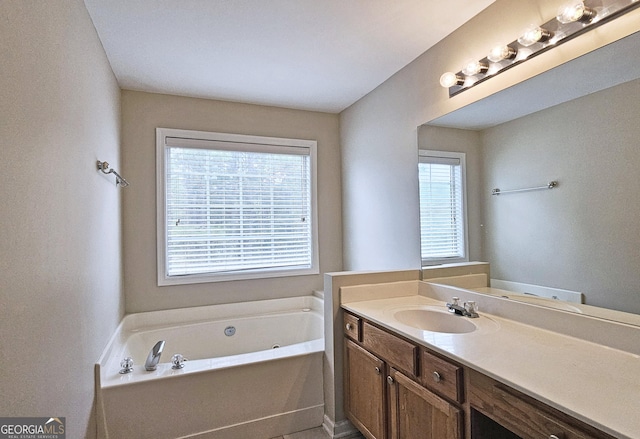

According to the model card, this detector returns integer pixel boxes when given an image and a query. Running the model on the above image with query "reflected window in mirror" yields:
[418,150,468,266]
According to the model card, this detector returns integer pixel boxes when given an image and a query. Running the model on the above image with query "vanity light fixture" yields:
[487,44,518,63]
[461,59,489,76]
[439,0,640,97]
[557,1,597,23]
[517,26,554,47]
[439,72,465,88]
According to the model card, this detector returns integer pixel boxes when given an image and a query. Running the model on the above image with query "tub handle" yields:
[119,357,134,374]
[171,353,187,369]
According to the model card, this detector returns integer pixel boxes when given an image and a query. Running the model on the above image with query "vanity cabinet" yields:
[343,312,463,439]
[468,369,616,439]
[343,309,616,439]
[388,367,463,439]
[420,349,464,404]
[344,339,387,439]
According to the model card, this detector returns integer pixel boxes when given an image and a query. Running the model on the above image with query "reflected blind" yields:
[164,140,312,277]
[418,155,465,262]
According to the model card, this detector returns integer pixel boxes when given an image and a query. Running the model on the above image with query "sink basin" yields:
[393,309,477,333]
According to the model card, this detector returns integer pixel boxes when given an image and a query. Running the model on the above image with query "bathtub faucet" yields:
[145,340,166,371]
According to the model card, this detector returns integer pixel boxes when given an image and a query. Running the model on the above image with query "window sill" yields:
[158,266,320,286]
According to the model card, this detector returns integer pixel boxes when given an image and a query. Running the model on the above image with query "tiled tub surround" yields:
[96,296,324,439]
[340,280,640,439]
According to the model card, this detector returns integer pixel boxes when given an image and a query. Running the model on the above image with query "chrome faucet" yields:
[145,340,165,371]
[446,297,479,318]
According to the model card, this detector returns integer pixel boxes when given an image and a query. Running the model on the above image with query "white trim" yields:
[165,136,312,155]
[156,127,319,286]
[418,149,469,267]
[322,415,361,438]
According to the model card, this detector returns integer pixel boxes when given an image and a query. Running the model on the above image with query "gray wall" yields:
[0,1,123,437]
[340,0,640,271]
[482,78,640,314]
[121,90,343,312]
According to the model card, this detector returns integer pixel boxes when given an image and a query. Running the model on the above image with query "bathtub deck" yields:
[270,427,364,439]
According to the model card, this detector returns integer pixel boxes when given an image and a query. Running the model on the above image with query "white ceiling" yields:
[84,0,495,113]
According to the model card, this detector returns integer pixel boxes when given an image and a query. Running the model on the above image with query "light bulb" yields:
[518,26,553,47]
[487,45,517,63]
[461,60,488,76]
[557,1,596,24]
[439,72,464,88]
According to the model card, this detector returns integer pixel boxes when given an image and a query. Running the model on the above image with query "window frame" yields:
[156,127,319,286]
[418,149,469,267]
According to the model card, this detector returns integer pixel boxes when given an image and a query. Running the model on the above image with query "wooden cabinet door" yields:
[345,339,387,439]
[388,368,463,439]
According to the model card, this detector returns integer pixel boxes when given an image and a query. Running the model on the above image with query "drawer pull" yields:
[432,371,442,383]
[374,366,381,375]
[345,323,353,331]
[549,435,562,439]
[387,376,394,384]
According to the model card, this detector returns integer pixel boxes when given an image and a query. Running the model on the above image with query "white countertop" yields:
[342,293,640,439]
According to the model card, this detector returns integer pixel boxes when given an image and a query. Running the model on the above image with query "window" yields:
[418,150,468,266]
[156,128,318,285]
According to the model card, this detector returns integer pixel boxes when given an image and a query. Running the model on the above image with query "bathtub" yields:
[95,295,324,439]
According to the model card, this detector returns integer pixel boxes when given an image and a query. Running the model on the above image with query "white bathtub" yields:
[95,295,324,439]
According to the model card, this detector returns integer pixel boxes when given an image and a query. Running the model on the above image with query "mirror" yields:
[420,31,640,326]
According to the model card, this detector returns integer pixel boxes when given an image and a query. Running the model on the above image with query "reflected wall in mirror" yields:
[420,32,640,323]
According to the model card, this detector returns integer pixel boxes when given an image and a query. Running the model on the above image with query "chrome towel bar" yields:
[492,180,557,196]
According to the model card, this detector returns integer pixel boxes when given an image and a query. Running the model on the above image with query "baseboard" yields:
[322,415,361,438]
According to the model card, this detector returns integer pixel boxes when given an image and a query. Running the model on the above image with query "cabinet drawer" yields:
[420,349,464,403]
[362,321,417,376]
[343,312,361,341]
[469,369,615,439]
[490,386,596,439]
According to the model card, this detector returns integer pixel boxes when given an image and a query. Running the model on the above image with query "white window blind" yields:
[418,151,467,265]
[157,129,318,284]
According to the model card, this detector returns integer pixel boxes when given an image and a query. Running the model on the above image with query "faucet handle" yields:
[171,353,187,369]
[119,357,134,374]
[447,297,463,314]
[464,301,479,317]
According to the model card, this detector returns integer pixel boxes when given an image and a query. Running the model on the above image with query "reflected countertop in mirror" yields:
[473,286,640,327]
[421,261,640,329]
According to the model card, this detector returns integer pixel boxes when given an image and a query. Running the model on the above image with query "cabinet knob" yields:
[549,436,562,439]
[387,376,394,384]
[432,371,442,383]
[374,366,381,375]
[345,323,353,331]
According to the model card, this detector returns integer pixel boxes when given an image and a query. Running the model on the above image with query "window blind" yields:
[164,143,312,277]
[418,155,465,263]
